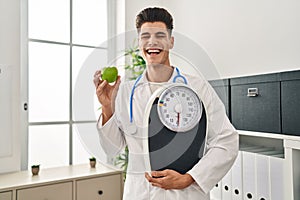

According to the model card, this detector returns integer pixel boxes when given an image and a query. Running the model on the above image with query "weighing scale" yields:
[143,83,207,174]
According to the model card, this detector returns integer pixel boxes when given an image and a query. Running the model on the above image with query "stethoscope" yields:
[129,67,188,123]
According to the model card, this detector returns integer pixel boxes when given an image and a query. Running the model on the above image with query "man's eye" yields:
[140,35,150,39]
[157,34,166,38]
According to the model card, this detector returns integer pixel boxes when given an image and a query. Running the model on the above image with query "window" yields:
[28,0,110,168]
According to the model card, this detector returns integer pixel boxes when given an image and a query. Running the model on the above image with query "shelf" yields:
[0,164,122,191]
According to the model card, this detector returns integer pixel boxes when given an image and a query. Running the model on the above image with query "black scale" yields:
[147,84,207,174]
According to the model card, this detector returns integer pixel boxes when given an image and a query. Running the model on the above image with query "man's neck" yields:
[146,64,174,83]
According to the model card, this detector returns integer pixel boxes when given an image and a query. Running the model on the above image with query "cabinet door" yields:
[17,182,72,200]
[281,80,300,136]
[231,82,281,133]
[76,174,122,200]
[0,191,12,200]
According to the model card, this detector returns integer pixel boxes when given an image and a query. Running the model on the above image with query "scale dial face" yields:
[157,85,202,132]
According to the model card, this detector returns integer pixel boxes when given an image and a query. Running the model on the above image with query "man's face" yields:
[138,22,174,66]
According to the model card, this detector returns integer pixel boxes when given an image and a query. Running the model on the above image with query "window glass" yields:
[72,123,108,164]
[27,0,111,168]
[72,46,107,121]
[29,42,70,122]
[28,125,69,168]
[73,0,107,47]
[29,0,70,42]
[72,125,93,165]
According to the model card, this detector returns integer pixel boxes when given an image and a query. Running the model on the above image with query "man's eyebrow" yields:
[156,31,167,35]
[140,32,150,36]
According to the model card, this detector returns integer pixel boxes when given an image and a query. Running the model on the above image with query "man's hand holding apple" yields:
[93,67,120,125]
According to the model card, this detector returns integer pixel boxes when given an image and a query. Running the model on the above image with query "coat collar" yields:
[139,66,178,84]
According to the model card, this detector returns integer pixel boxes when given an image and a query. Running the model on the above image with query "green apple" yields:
[101,66,118,83]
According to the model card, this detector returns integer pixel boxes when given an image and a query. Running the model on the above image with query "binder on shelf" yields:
[210,181,222,200]
[256,153,270,200]
[242,151,256,200]
[243,147,279,200]
[221,169,232,200]
[231,151,243,200]
[270,155,284,200]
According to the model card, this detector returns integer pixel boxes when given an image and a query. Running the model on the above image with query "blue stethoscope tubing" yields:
[129,67,188,123]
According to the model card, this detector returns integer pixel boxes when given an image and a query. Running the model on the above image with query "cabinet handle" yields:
[98,190,103,195]
[24,103,28,111]
[247,88,259,97]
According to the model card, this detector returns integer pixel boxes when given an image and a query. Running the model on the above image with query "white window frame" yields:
[21,0,117,170]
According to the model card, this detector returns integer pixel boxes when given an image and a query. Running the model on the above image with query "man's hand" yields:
[145,169,195,190]
[93,70,121,124]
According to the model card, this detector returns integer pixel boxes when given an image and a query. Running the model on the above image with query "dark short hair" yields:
[136,7,174,35]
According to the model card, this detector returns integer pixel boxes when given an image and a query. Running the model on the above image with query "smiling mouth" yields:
[146,48,162,56]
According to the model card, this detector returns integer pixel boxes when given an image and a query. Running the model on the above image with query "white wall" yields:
[125,0,163,33]
[124,0,300,79]
[0,0,23,173]
[124,0,163,52]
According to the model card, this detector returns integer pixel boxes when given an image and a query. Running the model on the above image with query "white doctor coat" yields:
[97,69,238,200]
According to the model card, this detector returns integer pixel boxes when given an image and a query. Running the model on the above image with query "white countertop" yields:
[238,130,300,141]
[0,163,122,191]
[238,130,300,150]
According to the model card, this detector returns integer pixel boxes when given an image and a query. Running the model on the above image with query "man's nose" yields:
[148,35,158,45]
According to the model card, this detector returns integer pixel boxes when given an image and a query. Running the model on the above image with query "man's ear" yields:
[169,36,174,49]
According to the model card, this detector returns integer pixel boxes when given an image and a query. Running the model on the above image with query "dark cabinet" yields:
[230,73,281,133]
[281,71,300,136]
[209,70,300,136]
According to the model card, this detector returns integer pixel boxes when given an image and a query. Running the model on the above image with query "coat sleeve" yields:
[187,81,239,194]
[96,83,127,157]
[96,114,126,157]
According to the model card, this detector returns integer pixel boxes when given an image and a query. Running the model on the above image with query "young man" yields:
[94,7,238,200]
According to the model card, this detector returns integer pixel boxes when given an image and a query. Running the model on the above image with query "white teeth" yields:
[147,49,161,54]
[148,49,160,53]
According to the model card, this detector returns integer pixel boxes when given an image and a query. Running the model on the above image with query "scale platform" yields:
[147,97,207,174]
